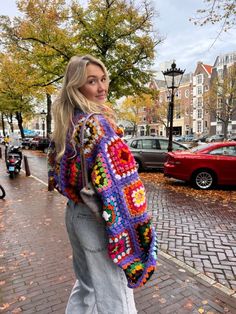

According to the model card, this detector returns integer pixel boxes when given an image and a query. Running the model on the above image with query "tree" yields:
[190,0,236,41]
[205,63,236,138]
[0,52,41,138]
[71,0,162,99]
[0,0,161,101]
[118,95,144,136]
[0,0,72,135]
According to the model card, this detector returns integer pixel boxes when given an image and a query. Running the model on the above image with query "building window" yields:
[204,85,209,92]
[185,89,189,98]
[197,75,203,84]
[197,86,203,95]
[197,121,202,133]
[197,97,203,107]
[197,109,202,119]
[217,98,223,109]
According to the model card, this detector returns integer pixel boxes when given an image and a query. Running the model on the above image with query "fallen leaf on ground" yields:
[18,296,26,301]
[0,303,10,310]
[140,173,236,204]
[183,301,193,310]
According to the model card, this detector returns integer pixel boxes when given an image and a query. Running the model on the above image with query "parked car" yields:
[126,136,188,171]
[30,137,50,153]
[21,137,33,149]
[228,135,236,141]
[206,134,224,143]
[192,134,209,143]
[164,142,236,189]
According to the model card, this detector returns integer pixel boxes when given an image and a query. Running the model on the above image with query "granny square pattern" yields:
[105,137,136,179]
[102,195,121,227]
[123,180,147,217]
[48,113,158,289]
[91,153,112,192]
[107,231,134,264]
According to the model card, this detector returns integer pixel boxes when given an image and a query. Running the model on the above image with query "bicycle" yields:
[0,184,6,199]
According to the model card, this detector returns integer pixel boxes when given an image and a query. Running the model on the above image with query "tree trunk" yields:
[15,111,25,139]
[7,114,14,133]
[1,113,6,136]
[46,93,52,138]
[223,120,228,139]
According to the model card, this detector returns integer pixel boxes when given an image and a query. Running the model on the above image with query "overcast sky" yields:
[154,0,236,73]
[0,0,235,74]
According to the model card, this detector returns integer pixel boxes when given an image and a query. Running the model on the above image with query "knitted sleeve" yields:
[89,115,158,288]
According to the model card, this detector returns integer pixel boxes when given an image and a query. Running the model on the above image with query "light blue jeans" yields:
[65,200,137,314]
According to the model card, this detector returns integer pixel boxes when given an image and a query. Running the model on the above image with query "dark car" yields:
[192,134,209,143]
[30,137,50,153]
[164,142,236,189]
[126,136,188,171]
[21,137,33,149]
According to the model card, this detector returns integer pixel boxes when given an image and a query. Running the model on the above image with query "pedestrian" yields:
[48,54,157,314]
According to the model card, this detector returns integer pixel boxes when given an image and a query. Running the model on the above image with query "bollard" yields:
[24,156,31,176]
[48,177,55,191]
[0,147,2,159]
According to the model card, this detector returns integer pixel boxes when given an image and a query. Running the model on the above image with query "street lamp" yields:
[162,61,185,152]
[41,110,47,138]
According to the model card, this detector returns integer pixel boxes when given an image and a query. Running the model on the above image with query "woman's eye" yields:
[88,79,96,84]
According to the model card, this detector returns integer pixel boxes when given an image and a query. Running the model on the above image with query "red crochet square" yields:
[106,138,136,177]
[123,180,147,217]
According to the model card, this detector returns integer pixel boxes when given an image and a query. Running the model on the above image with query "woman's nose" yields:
[98,80,105,91]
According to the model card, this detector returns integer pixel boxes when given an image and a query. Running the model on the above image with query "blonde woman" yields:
[48,55,157,313]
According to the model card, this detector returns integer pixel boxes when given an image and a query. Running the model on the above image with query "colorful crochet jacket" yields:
[48,112,158,288]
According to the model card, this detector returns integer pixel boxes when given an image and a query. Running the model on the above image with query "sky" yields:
[0,0,235,74]
[154,0,236,73]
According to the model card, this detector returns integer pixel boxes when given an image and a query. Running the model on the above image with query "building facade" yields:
[192,62,212,136]
[210,52,236,137]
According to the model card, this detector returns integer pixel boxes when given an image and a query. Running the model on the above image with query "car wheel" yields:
[192,169,216,190]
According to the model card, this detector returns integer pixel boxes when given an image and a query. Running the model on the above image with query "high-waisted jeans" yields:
[65,200,137,314]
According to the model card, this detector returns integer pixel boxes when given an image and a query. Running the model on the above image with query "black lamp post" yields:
[41,110,47,138]
[162,61,185,152]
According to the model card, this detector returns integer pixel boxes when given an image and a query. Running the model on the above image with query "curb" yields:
[159,250,236,299]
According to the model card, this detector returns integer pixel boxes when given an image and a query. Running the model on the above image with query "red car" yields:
[164,142,236,189]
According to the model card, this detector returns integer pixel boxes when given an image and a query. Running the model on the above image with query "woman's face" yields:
[79,63,109,104]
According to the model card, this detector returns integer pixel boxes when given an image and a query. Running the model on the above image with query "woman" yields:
[48,55,157,314]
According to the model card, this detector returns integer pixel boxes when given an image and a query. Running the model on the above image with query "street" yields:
[0,148,236,313]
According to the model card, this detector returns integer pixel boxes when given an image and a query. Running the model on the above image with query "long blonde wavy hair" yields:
[52,54,112,160]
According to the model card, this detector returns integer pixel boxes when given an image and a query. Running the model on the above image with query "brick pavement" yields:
[0,155,236,313]
[145,183,236,291]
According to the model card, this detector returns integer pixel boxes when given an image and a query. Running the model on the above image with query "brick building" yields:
[192,62,212,136]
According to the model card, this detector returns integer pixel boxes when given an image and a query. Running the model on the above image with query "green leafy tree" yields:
[71,0,162,99]
[0,0,161,100]
[0,52,40,138]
